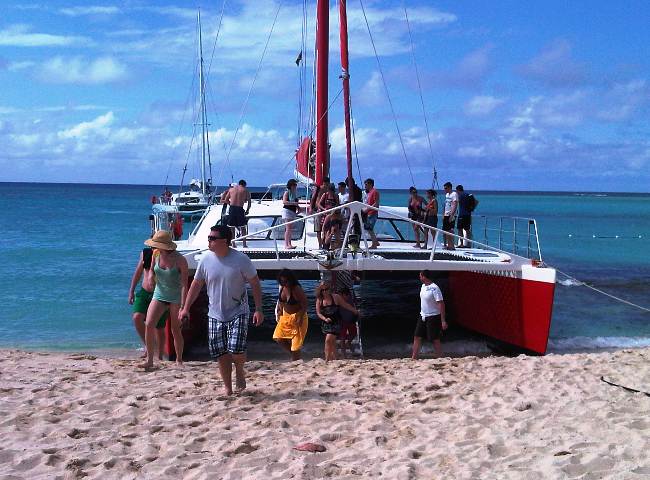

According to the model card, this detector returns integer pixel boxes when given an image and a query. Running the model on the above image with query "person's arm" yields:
[282,190,289,206]
[275,285,282,319]
[245,191,252,215]
[316,298,330,323]
[333,293,358,316]
[178,254,189,312]
[439,301,447,330]
[295,285,308,317]
[220,189,231,205]
[248,275,264,326]
[179,277,205,321]
[450,195,458,218]
[128,252,144,304]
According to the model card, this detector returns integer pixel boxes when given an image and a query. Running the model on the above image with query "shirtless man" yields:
[128,247,167,359]
[221,179,252,248]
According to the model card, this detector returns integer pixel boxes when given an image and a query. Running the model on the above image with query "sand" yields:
[1,347,649,479]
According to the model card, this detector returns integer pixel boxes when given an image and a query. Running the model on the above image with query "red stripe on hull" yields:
[448,271,555,354]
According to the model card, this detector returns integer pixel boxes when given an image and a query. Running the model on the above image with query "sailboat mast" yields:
[338,0,353,188]
[315,0,329,186]
[197,10,209,196]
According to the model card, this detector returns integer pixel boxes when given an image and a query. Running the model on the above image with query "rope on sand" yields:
[600,376,650,397]
[554,267,650,313]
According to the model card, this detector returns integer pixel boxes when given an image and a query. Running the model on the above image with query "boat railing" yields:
[224,201,541,263]
[474,215,543,262]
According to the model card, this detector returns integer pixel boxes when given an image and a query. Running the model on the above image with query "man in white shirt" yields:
[337,181,350,224]
[180,224,264,395]
[412,270,447,359]
[442,181,458,250]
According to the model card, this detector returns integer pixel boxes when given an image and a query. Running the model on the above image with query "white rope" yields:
[555,267,650,313]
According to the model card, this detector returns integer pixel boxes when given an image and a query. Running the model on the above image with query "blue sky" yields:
[1,1,649,192]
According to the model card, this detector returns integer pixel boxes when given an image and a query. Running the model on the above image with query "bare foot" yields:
[285,245,296,250]
[235,373,246,393]
[139,362,156,371]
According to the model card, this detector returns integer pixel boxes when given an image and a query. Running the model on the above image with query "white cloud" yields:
[597,79,649,121]
[357,71,384,107]
[457,146,486,158]
[464,95,504,116]
[40,56,128,84]
[0,24,90,47]
[59,6,120,16]
[58,112,115,139]
[8,60,35,71]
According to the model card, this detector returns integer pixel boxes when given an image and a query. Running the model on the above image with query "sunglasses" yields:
[207,235,225,242]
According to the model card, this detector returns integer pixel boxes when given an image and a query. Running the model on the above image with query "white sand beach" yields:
[1,347,649,479]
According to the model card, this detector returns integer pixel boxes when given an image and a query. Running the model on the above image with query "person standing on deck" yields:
[442,182,458,250]
[282,179,300,249]
[455,185,479,248]
[412,270,447,359]
[141,230,188,371]
[180,224,264,396]
[221,180,252,248]
[317,181,339,250]
[128,246,168,360]
[422,189,438,249]
[363,178,380,249]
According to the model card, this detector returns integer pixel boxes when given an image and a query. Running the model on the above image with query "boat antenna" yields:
[359,0,416,188]
[403,2,439,190]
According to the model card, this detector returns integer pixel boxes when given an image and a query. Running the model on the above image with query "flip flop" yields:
[293,442,326,453]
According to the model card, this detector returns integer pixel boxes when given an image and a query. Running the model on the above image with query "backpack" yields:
[466,194,477,212]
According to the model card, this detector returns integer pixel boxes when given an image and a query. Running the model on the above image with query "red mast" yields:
[315,0,329,186]
[338,0,354,189]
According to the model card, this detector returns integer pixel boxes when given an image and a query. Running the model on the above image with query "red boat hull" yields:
[447,269,555,355]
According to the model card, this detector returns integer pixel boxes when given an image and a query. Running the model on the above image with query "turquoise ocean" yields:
[1,182,649,353]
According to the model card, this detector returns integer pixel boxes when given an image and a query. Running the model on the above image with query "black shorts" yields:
[442,216,455,232]
[457,215,471,230]
[424,215,438,229]
[228,206,247,227]
[414,314,442,341]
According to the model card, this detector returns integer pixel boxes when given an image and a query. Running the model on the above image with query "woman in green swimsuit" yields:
[142,230,188,370]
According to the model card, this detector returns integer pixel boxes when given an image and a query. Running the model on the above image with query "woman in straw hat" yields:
[141,230,188,370]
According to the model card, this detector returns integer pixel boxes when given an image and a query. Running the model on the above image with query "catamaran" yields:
[154,1,556,356]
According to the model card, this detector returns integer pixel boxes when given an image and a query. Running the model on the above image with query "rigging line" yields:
[217,0,284,190]
[402,1,438,189]
[348,98,363,182]
[359,0,415,187]
[205,0,227,78]
[204,78,234,185]
[554,267,650,313]
[279,87,344,175]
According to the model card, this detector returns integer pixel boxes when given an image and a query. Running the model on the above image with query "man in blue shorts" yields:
[180,224,264,395]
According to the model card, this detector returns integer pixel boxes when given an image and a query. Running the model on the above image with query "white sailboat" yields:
[153,10,214,224]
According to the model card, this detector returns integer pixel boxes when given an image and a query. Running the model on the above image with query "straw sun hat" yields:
[144,230,177,250]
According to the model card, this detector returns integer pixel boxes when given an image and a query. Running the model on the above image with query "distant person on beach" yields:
[412,270,447,359]
[363,178,380,249]
[273,269,308,361]
[422,189,438,249]
[316,280,358,361]
[407,186,426,248]
[282,179,300,249]
[180,224,264,395]
[456,185,478,248]
[141,230,188,371]
[128,246,168,360]
[221,180,252,248]
[442,182,458,250]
